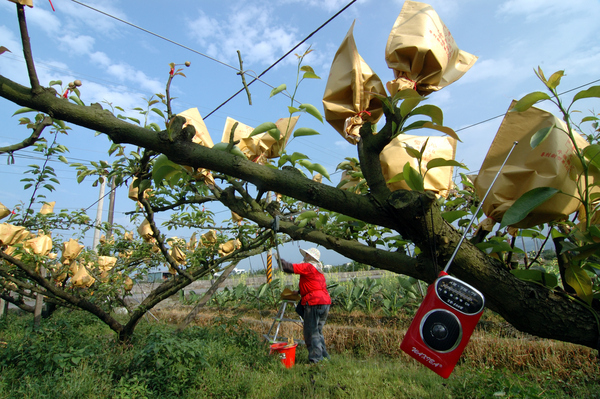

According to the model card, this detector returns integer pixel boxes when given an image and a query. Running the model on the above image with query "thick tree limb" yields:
[0,75,598,348]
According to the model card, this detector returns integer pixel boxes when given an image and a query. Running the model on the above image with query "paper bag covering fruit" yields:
[0,202,10,220]
[380,134,457,197]
[98,256,117,281]
[8,0,33,7]
[71,263,95,288]
[385,1,477,96]
[218,239,241,257]
[60,238,84,264]
[137,218,153,242]
[178,107,216,187]
[280,287,301,302]
[474,101,593,229]
[221,116,299,162]
[201,230,217,247]
[24,232,52,256]
[231,211,243,226]
[39,201,55,215]
[323,21,386,145]
[0,223,29,246]
[338,170,363,194]
[128,178,152,204]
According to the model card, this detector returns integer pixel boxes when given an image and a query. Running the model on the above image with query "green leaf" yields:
[441,210,468,223]
[296,210,318,220]
[510,269,558,288]
[581,116,599,123]
[148,123,161,132]
[12,107,36,116]
[476,241,523,254]
[511,92,551,112]
[386,173,405,184]
[288,106,300,114]
[500,187,560,228]
[267,128,281,141]
[299,103,323,123]
[58,155,68,164]
[573,86,600,103]
[422,122,461,142]
[300,65,315,73]
[564,264,593,305]
[151,108,165,119]
[127,117,141,125]
[426,158,466,170]
[302,72,320,79]
[403,163,424,192]
[392,89,422,105]
[310,163,330,181]
[583,144,600,169]
[530,125,554,149]
[290,152,308,163]
[293,128,320,137]
[269,84,287,98]
[400,98,422,118]
[404,145,421,160]
[546,70,565,90]
[250,122,277,137]
[410,104,443,125]
[69,95,84,106]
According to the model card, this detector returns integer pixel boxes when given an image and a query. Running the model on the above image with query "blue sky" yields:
[1,0,600,269]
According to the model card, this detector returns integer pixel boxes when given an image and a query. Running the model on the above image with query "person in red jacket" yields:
[279,247,331,364]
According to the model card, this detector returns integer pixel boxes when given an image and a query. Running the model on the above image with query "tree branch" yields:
[16,4,40,92]
[0,116,52,154]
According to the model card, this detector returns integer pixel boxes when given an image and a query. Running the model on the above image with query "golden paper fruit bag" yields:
[60,238,84,264]
[385,1,477,96]
[137,218,153,241]
[169,245,186,265]
[97,256,117,272]
[323,21,386,144]
[8,0,33,8]
[0,202,10,220]
[178,107,215,148]
[218,239,241,256]
[24,233,52,256]
[0,223,28,246]
[201,230,218,247]
[39,201,55,215]
[474,101,592,228]
[380,134,457,197]
[71,263,95,288]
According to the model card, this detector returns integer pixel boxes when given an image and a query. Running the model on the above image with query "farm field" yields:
[1,279,600,399]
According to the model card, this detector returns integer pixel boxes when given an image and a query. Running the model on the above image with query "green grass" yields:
[0,309,599,398]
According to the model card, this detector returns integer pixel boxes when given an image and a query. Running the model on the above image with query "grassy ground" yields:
[0,307,599,398]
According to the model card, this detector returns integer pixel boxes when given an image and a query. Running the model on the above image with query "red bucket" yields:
[269,342,298,368]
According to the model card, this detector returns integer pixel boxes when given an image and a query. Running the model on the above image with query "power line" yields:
[456,78,600,133]
[68,0,356,120]
[204,0,358,119]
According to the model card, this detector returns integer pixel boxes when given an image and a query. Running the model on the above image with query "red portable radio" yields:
[400,271,484,378]
[401,142,517,378]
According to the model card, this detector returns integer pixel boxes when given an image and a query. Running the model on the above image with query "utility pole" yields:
[106,176,116,238]
[92,177,106,250]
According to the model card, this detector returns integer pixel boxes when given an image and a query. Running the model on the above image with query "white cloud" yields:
[497,0,596,21]
[89,51,111,67]
[187,5,299,67]
[58,34,95,55]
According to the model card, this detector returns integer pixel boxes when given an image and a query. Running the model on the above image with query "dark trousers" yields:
[303,304,330,363]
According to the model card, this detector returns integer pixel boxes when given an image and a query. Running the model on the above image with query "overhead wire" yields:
[68,0,356,119]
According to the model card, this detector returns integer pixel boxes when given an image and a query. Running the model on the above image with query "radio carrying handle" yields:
[442,141,518,274]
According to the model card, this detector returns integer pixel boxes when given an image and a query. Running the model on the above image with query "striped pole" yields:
[266,251,273,283]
